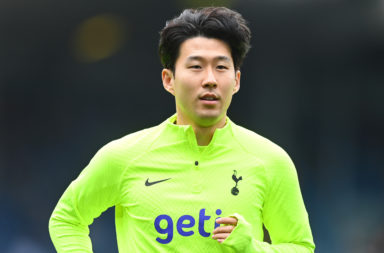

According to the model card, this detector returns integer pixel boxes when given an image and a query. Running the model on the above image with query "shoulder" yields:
[229,122,302,203]
[231,123,288,158]
[77,123,165,180]
[98,123,164,159]
[230,122,295,174]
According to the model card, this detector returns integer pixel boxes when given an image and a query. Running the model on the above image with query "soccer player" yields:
[49,7,315,252]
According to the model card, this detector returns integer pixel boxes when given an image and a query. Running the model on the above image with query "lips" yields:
[199,93,219,101]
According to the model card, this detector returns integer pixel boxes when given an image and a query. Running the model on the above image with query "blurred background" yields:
[1,0,383,252]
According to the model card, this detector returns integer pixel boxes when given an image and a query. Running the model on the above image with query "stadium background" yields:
[1,0,383,252]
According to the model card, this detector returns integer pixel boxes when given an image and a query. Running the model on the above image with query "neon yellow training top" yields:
[49,115,315,252]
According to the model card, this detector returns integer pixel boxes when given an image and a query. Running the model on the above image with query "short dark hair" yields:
[159,7,251,72]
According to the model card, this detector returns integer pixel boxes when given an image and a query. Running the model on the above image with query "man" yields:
[49,7,315,252]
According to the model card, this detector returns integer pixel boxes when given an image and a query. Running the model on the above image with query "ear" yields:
[162,69,175,95]
[233,70,241,94]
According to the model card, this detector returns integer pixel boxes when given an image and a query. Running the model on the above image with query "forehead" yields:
[177,37,232,62]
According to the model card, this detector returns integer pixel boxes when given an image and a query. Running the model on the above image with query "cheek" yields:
[175,80,197,102]
[222,83,236,100]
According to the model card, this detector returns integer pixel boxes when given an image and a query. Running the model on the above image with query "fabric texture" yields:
[49,115,315,252]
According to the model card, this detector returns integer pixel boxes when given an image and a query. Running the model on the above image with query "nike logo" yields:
[145,178,171,186]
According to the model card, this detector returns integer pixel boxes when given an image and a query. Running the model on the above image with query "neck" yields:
[175,114,227,146]
[193,124,218,146]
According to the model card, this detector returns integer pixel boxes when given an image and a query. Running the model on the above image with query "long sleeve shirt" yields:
[49,114,315,252]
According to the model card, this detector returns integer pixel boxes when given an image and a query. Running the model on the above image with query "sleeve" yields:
[222,150,315,253]
[48,142,126,252]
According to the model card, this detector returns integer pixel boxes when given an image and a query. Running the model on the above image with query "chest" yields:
[122,146,267,221]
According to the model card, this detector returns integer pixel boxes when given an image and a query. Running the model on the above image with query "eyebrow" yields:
[186,55,231,62]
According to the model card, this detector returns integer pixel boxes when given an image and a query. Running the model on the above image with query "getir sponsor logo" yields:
[154,208,222,244]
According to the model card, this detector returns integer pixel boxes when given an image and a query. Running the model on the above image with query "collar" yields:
[162,114,235,152]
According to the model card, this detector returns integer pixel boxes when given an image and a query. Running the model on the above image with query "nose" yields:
[202,68,217,88]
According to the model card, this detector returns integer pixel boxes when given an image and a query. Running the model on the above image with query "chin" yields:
[195,113,224,127]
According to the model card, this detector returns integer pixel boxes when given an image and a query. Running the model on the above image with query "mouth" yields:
[199,93,219,101]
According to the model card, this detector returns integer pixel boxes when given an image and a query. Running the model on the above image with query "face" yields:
[162,37,240,128]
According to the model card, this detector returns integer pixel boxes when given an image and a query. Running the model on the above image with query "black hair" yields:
[159,7,251,73]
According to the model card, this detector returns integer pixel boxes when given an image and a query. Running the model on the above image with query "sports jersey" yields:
[49,114,315,252]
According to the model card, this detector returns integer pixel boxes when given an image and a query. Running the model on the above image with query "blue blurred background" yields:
[1,0,383,252]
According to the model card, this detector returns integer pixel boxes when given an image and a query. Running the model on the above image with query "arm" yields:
[217,213,314,253]
[215,152,315,253]
[49,143,125,252]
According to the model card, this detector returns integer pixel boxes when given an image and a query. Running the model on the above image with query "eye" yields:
[188,65,201,69]
[217,65,228,70]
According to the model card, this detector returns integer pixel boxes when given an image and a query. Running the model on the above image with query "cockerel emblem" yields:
[231,170,242,196]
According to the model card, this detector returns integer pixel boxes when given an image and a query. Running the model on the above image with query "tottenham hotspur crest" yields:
[231,170,242,196]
